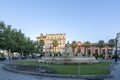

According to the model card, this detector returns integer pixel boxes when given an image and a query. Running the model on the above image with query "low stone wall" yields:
[3,62,113,80]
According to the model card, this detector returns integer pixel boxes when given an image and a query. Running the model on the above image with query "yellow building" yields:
[37,33,66,53]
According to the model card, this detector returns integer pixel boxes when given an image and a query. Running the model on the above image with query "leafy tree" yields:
[97,40,105,54]
[0,21,37,56]
[52,40,58,53]
[0,21,6,49]
[71,41,77,56]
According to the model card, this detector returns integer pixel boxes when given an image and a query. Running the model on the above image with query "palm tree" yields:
[38,40,45,53]
[97,40,105,54]
[71,41,77,56]
[52,40,58,53]
[108,39,115,53]
[84,41,91,56]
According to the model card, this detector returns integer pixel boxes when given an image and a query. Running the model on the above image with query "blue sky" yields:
[0,0,120,43]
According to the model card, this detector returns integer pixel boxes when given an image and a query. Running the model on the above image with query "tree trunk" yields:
[92,46,94,54]
[87,48,88,56]
[55,47,56,53]
[100,48,101,54]
[73,49,75,56]
[84,47,86,55]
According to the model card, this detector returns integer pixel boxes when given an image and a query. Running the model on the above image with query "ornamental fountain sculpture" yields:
[38,42,98,64]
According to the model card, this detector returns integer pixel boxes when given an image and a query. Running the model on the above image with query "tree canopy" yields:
[108,39,115,48]
[0,21,36,55]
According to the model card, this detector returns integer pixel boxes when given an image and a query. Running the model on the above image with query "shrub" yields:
[49,52,52,56]
[93,53,99,59]
[53,52,56,56]
[100,54,105,59]
[0,53,4,57]
[112,54,118,59]
[57,52,62,56]
[82,53,86,56]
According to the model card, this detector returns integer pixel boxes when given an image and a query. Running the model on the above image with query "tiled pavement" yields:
[0,62,84,80]
[105,60,120,80]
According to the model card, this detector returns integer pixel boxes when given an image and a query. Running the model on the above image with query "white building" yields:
[117,33,120,52]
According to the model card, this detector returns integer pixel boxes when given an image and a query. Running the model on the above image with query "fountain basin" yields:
[38,56,99,64]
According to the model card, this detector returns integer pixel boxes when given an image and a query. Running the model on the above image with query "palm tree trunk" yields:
[86,48,88,55]
[92,46,94,55]
[55,47,56,53]
[53,47,54,53]
[84,47,86,55]
[100,48,101,54]
[87,48,88,56]
[73,49,75,56]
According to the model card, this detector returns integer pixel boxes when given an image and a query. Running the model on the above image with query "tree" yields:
[97,40,105,54]
[0,21,37,56]
[0,21,5,32]
[108,39,115,52]
[84,41,91,56]
[37,40,45,53]
[0,21,6,49]
[108,39,115,58]
[71,41,77,56]
[52,40,58,53]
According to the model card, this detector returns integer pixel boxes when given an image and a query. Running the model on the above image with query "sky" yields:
[0,0,120,43]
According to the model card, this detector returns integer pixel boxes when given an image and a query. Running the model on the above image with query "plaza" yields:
[1,59,120,80]
[1,0,120,80]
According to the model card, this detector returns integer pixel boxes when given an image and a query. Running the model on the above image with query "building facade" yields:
[37,33,115,59]
[37,33,66,54]
[72,42,112,59]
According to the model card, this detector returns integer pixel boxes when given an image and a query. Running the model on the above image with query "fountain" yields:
[38,43,99,64]
[38,56,98,64]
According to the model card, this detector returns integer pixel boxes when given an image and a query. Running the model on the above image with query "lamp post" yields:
[78,61,80,75]
[8,49,11,61]
[78,42,81,75]
[115,37,118,63]
[78,42,81,55]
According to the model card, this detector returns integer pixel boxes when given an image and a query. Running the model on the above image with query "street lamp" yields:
[77,42,81,75]
[78,42,81,56]
[8,49,11,61]
[78,61,80,75]
[115,37,118,63]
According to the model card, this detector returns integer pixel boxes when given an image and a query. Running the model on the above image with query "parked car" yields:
[0,57,6,61]
[31,53,40,59]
